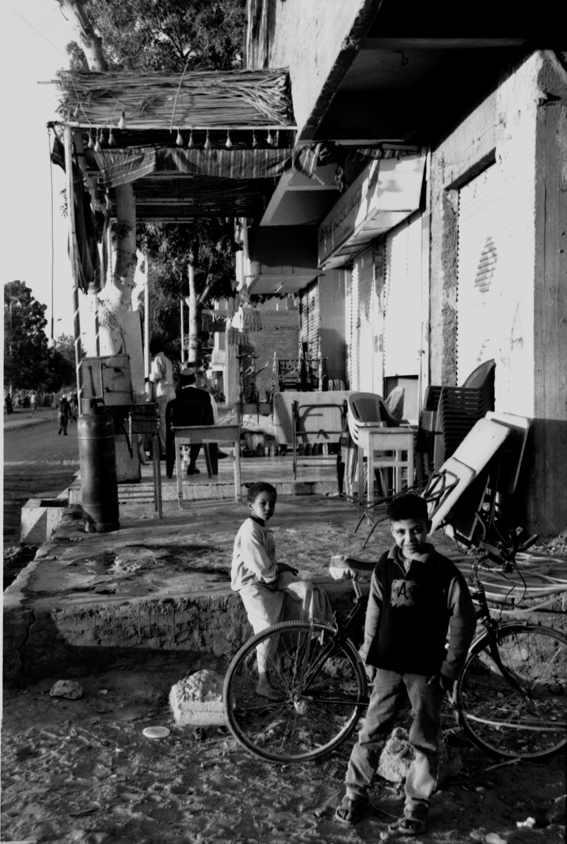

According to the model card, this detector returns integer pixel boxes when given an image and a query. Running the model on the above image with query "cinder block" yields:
[21,499,67,544]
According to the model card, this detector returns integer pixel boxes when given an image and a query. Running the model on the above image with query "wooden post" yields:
[64,125,83,405]
[180,298,185,366]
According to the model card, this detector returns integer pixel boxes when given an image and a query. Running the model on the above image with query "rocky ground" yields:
[2,655,565,844]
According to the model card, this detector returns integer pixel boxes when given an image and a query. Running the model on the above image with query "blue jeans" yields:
[345,668,443,815]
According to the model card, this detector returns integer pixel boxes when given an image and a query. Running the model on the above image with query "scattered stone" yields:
[377,727,462,785]
[516,817,536,829]
[50,680,83,700]
[169,669,227,726]
[547,793,566,825]
[485,834,508,844]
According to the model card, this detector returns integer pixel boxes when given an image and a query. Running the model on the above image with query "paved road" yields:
[3,409,79,547]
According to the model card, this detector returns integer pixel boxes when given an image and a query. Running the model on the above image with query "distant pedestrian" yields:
[70,392,78,422]
[5,394,13,414]
[58,395,70,436]
[30,391,37,413]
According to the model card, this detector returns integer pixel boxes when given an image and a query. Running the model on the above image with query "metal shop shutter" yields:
[456,165,501,383]
[299,280,320,359]
[347,264,360,389]
[353,247,375,391]
[384,215,423,377]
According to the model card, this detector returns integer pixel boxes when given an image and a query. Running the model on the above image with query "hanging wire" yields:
[47,125,55,348]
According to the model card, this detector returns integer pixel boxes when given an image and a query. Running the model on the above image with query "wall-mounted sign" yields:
[318,154,426,269]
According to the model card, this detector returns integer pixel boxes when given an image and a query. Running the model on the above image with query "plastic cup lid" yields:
[143,726,170,739]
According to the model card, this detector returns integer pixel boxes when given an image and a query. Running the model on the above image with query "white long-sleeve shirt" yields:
[231,517,278,591]
[149,351,176,400]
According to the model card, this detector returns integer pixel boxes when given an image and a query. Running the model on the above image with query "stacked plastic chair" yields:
[417,360,496,476]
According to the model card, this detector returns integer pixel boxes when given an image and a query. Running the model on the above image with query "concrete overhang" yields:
[318,154,426,270]
[260,164,340,227]
[247,2,532,246]
[242,225,320,295]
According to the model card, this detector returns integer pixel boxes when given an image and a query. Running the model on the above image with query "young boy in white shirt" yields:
[231,482,332,699]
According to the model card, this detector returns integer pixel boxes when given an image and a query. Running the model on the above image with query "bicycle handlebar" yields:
[329,554,377,580]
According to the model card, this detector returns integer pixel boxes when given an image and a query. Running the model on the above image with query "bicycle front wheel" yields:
[456,624,567,760]
[223,620,368,763]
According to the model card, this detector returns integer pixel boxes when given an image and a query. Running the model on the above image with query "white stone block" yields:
[169,669,227,726]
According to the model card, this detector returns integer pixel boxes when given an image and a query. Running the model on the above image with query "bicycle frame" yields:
[297,580,370,704]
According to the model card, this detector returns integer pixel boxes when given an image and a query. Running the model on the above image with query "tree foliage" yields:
[66,0,246,73]
[3,282,50,391]
[48,335,77,392]
[138,219,237,357]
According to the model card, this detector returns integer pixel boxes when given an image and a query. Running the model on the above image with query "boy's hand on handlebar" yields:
[365,665,377,683]
[428,673,456,695]
[278,563,299,576]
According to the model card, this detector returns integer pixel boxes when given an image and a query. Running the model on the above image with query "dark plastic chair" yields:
[417,360,496,476]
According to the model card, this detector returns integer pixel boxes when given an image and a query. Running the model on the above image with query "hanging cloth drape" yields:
[92,145,322,189]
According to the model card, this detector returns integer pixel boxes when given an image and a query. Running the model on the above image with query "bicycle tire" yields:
[456,623,567,760]
[223,620,368,763]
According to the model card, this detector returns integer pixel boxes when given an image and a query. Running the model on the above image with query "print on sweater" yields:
[390,579,420,607]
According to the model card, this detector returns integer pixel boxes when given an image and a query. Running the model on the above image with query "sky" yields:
[1,0,79,339]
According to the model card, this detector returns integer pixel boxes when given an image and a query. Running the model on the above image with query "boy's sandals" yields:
[389,809,428,835]
[255,681,283,701]
[334,794,367,825]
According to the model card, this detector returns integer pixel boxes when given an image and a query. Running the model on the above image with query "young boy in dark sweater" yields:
[335,494,476,835]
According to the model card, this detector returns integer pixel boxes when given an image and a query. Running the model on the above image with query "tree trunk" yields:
[58,0,144,397]
[58,0,108,71]
[187,258,202,366]
[97,185,144,393]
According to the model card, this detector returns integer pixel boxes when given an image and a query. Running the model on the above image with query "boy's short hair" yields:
[387,494,429,523]
[247,482,277,504]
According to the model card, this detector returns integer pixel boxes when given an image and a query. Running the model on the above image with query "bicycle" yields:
[223,547,567,764]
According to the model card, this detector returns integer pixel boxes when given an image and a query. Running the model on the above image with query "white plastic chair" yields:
[346,393,394,498]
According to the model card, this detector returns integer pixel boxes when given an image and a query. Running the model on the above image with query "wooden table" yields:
[172,424,241,506]
[356,425,416,505]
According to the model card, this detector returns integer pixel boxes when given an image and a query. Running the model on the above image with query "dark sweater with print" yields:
[361,545,476,678]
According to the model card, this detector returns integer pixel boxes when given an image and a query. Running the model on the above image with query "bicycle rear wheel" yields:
[456,624,567,760]
[223,620,368,763]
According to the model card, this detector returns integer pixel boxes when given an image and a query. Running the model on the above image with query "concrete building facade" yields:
[241,0,567,534]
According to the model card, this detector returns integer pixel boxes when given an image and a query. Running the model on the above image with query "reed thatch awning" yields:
[57,68,295,135]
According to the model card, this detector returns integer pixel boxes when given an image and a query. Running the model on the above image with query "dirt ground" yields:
[2,655,565,844]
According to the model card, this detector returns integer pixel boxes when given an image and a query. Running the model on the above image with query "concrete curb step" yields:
[4,566,353,687]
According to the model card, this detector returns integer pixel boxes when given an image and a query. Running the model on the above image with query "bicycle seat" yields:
[329,554,378,580]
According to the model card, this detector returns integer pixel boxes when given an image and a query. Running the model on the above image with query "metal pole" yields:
[144,256,150,377]
[64,125,83,406]
[180,298,185,366]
